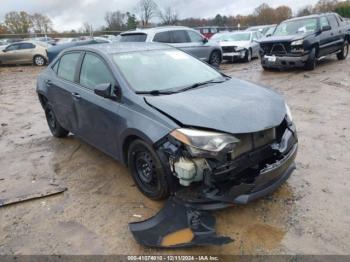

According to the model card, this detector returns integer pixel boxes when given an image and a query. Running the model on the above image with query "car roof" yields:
[121,26,193,35]
[284,13,338,23]
[65,42,173,54]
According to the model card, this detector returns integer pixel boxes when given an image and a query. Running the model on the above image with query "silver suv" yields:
[119,26,223,66]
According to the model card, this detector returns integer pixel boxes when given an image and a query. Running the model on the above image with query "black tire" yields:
[337,41,349,60]
[209,50,222,67]
[305,47,316,70]
[33,55,46,66]
[44,104,69,138]
[244,49,252,62]
[127,139,170,200]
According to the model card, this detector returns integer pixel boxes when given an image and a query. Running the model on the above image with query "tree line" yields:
[1,0,350,35]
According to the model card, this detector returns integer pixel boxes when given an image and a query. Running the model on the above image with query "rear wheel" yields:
[305,47,316,70]
[33,55,46,66]
[337,41,349,60]
[128,139,170,200]
[45,104,69,138]
[209,50,222,67]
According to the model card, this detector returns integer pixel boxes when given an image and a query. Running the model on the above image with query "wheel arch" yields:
[121,130,156,166]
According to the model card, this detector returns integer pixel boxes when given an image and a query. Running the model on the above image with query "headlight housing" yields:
[285,103,293,122]
[291,39,304,46]
[235,47,245,52]
[170,128,240,157]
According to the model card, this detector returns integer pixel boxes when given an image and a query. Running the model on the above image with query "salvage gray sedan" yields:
[36,42,297,210]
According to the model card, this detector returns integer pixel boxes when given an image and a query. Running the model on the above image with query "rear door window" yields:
[79,53,114,90]
[153,31,171,43]
[57,52,81,82]
[120,33,147,42]
[19,43,35,49]
[327,15,339,28]
[171,30,190,43]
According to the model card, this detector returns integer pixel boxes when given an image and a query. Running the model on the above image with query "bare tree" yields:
[136,0,158,26]
[31,13,53,33]
[297,5,314,17]
[274,6,292,23]
[0,23,8,34]
[159,6,178,25]
[313,0,339,13]
[4,11,32,33]
[81,22,93,36]
[105,11,126,30]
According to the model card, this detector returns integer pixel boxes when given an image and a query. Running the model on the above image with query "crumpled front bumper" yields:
[174,127,298,210]
[261,53,310,69]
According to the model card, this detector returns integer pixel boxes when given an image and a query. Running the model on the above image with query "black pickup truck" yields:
[259,13,350,70]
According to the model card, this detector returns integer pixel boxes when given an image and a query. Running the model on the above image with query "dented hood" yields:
[145,78,286,134]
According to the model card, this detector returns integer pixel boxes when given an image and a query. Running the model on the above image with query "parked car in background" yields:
[246,24,277,36]
[100,34,118,41]
[0,41,48,66]
[259,13,350,70]
[210,31,263,62]
[195,26,219,39]
[32,37,57,45]
[119,26,223,66]
[37,42,297,208]
[47,37,110,62]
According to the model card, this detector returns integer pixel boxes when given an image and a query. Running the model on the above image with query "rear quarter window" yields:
[120,34,147,42]
[57,52,81,82]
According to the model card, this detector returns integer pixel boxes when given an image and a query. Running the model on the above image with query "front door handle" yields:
[45,80,52,87]
[71,92,81,99]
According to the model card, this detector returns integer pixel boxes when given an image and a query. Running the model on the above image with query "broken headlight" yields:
[291,39,303,46]
[285,103,293,122]
[170,128,240,157]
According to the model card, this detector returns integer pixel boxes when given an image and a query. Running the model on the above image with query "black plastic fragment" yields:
[129,197,233,248]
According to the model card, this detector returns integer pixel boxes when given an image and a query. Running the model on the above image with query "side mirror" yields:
[94,83,112,98]
[321,25,331,32]
[202,37,208,44]
[94,83,120,100]
[266,34,272,37]
[2,49,7,52]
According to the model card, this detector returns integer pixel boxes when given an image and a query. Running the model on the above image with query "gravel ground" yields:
[0,56,349,255]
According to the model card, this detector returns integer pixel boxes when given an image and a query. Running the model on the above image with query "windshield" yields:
[113,49,223,93]
[274,18,318,36]
[120,33,147,42]
[211,33,251,42]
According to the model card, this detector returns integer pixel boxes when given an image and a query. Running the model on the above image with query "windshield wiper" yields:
[135,90,177,95]
[178,78,228,93]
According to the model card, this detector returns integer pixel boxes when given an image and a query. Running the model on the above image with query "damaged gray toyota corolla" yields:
[37,42,297,248]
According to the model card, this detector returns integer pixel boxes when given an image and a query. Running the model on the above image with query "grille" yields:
[261,42,291,55]
[232,128,277,158]
[222,46,236,53]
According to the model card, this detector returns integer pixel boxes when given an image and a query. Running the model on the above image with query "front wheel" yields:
[209,50,222,67]
[127,139,170,200]
[45,104,69,138]
[337,41,349,60]
[244,49,252,62]
[305,48,316,70]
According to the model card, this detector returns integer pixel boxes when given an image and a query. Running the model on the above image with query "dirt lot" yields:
[0,56,350,255]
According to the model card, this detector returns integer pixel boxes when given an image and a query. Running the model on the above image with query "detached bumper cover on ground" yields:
[129,197,233,248]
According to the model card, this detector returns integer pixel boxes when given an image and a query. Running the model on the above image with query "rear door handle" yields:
[71,92,81,99]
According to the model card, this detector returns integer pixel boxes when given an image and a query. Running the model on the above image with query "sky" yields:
[0,0,320,31]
